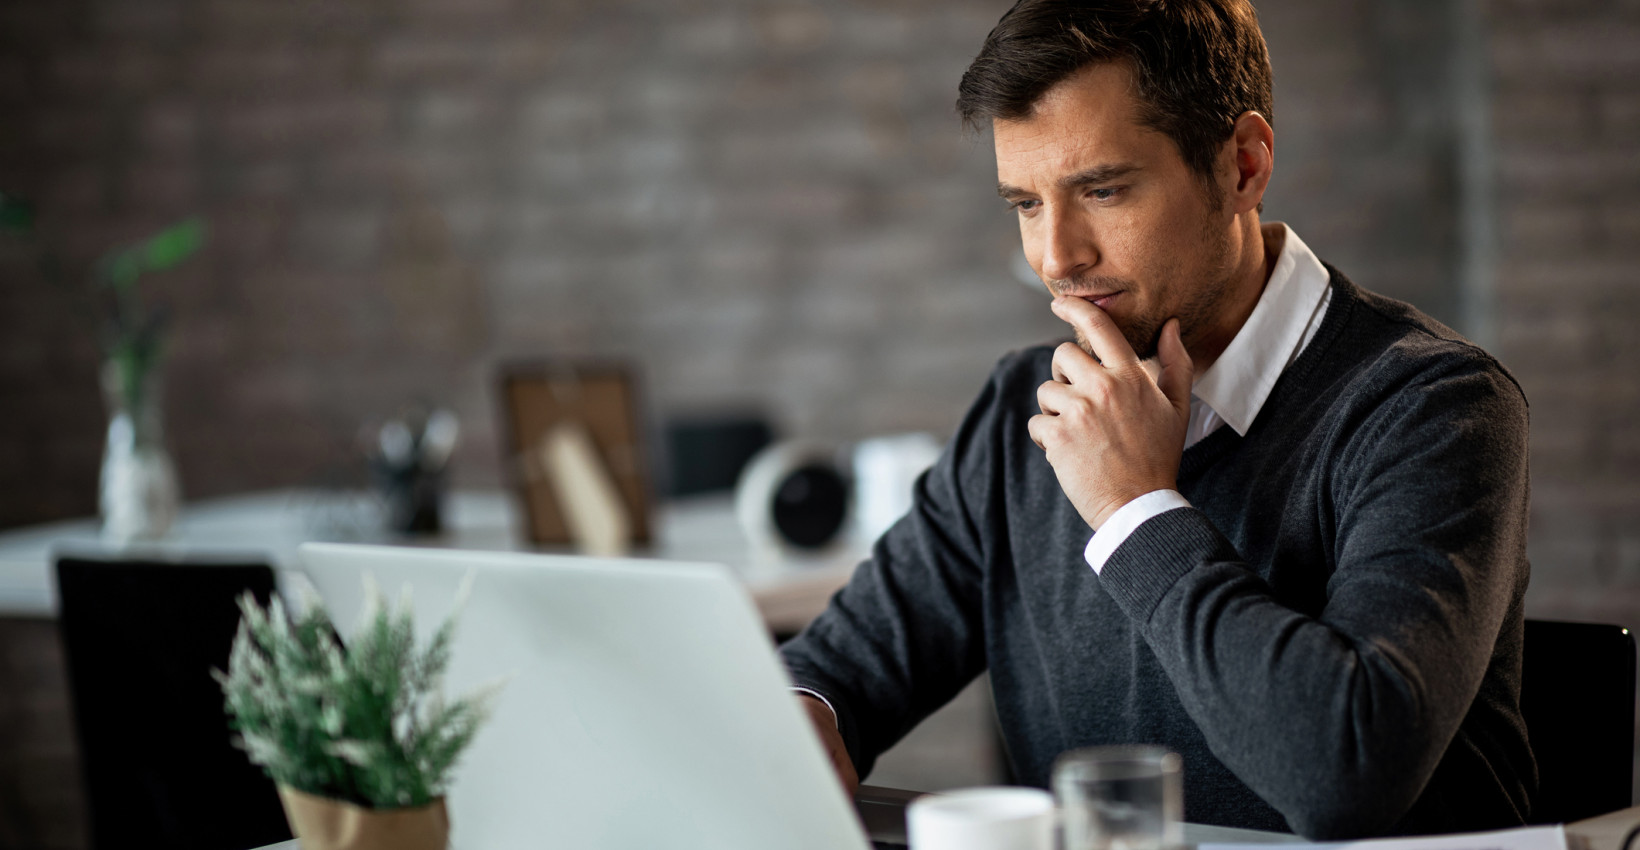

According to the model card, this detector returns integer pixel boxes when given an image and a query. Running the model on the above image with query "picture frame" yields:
[496,361,652,547]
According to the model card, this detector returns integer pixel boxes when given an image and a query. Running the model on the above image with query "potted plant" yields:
[92,217,205,542]
[215,576,503,850]
[0,193,205,542]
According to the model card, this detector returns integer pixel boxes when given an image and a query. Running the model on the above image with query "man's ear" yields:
[1220,111,1274,215]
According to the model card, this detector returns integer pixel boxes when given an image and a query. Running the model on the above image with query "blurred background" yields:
[0,0,1636,845]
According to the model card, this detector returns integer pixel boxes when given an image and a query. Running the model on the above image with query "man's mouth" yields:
[1065,291,1120,310]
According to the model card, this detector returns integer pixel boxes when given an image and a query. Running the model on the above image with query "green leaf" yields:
[104,251,143,291]
[99,217,206,291]
[142,217,206,271]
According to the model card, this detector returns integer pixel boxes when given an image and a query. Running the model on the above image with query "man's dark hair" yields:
[957,0,1274,193]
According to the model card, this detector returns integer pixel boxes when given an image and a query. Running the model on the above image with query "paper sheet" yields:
[1203,825,1566,850]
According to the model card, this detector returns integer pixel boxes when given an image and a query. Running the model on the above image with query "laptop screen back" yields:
[298,542,870,850]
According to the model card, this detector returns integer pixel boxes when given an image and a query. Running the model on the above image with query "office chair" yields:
[1520,618,1637,824]
[54,556,293,850]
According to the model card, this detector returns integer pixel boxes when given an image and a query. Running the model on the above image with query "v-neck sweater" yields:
[779,268,1535,839]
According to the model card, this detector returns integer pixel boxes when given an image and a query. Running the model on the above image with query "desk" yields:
[242,783,1308,850]
[1563,806,1640,850]
[849,785,1308,847]
[239,798,1640,850]
[0,489,863,633]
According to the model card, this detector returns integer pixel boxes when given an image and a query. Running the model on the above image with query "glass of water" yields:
[1053,746,1182,850]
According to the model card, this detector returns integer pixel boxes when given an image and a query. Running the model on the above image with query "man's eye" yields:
[1088,187,1123,202]
[1010,199,1041,213]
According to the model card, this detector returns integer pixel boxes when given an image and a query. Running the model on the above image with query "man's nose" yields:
[1038,205,1098,283]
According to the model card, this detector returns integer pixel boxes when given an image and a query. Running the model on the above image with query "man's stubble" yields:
[1059,204,1238,364]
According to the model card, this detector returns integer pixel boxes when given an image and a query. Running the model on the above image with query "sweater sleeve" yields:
[1097,355,1531,839]
[777,356,1011,780]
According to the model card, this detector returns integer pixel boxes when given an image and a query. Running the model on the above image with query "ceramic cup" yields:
[907,787,1055,850]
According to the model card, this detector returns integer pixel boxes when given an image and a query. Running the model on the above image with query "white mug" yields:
[907,787,1055,850]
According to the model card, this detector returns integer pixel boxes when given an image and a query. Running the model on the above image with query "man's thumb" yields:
[1157,318,1193,415]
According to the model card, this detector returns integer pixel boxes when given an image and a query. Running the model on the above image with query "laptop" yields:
[298,542,874,850]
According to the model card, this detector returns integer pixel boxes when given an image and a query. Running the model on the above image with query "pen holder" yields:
[372,459,444,536]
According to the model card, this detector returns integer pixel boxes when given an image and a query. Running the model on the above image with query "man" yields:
[778,0,1535,839]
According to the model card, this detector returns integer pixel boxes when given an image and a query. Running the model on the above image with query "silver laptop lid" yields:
[298,542,870,850]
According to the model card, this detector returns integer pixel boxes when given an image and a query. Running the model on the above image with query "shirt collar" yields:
[1189,224,1332,436]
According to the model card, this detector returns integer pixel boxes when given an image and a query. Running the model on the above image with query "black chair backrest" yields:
[1520,618,1636,824]
[55,556,293,850]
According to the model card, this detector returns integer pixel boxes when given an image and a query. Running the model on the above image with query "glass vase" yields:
[98,359,181,543]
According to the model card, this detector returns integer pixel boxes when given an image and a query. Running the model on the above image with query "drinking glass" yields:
[1053,746,1182,850]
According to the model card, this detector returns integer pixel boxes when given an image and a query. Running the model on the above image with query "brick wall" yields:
[1,0,1635,633]
[1486,0,1640,625]
[0,0,1047,527]
[0,619,85,850]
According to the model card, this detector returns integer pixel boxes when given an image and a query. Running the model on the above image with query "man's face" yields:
[995,62,1236,360]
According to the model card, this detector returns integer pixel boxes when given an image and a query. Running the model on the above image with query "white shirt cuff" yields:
[1082,490,1193,574]
[791,687,839,729]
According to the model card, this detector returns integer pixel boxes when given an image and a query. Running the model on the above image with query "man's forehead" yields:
[991,63,1159,183]
[992,120,1154,193]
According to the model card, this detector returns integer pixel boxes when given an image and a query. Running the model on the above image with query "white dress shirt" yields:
[1083,224,1333,573]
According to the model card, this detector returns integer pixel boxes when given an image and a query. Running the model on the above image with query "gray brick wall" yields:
[1488,0,1640,625]
[0,0,1046,526]
[0,619,86,850]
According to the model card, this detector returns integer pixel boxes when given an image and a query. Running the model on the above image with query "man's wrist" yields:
[791,687,839,729]
[1090,484,1171,530]
[1083,489,1193,574]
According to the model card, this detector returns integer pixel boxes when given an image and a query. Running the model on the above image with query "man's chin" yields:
[1121,323,1164,361]
[1073,326,1161,363]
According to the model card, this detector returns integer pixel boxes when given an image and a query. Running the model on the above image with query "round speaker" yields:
[736,441,852,555]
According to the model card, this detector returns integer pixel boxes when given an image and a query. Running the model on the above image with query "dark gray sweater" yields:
[779,270,1535,839]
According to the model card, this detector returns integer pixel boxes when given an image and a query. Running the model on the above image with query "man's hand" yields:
[1028,297,1193,531]
[798,694,860,797]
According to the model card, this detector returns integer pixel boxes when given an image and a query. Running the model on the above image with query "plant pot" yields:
[277,786,448,850]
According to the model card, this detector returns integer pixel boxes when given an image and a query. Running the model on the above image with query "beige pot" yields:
[277,786,449,850]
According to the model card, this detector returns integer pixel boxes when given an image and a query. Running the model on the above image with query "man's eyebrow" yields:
[1058,163,1142,189]
[996,164,1144,199]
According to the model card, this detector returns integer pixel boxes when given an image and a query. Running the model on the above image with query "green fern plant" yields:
[214,576,504,809]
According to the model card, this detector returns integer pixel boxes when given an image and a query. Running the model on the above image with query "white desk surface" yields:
[241,805,1640,850]
[0,489,863,633]
[246,821,1303,850]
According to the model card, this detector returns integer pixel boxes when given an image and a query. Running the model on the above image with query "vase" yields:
[277,786,449,850]
[98,359,180,543]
